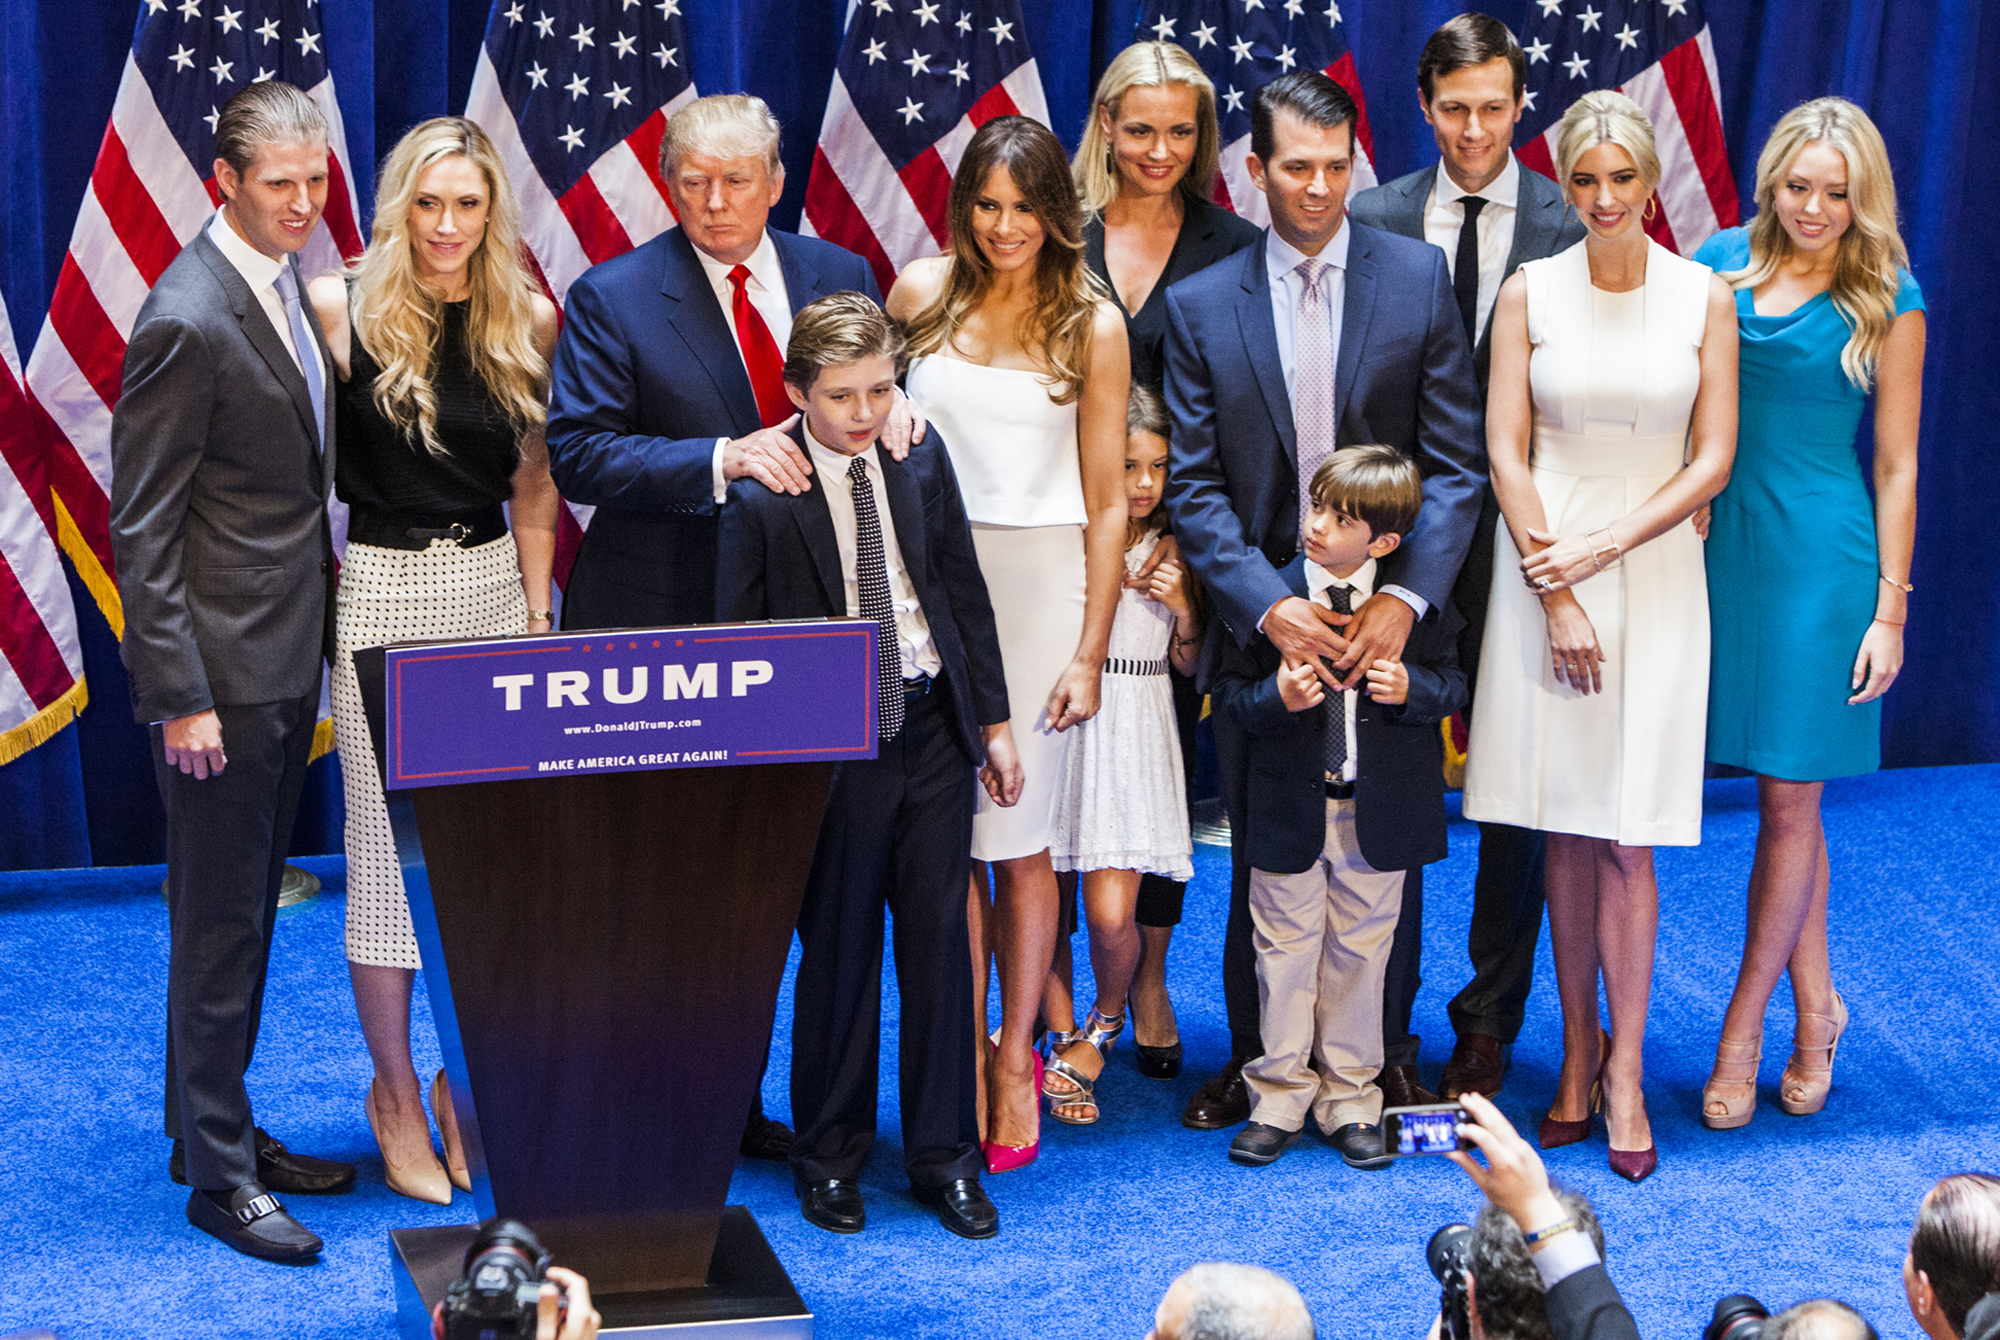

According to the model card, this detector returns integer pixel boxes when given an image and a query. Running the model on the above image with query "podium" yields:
[361,619,881,1338]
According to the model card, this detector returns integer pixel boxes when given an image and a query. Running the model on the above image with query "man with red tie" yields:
[547,93,921,1162]
[549,93,922,634]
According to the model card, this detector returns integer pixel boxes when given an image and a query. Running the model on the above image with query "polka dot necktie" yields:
[1323,581,1352,780]
[850,456,905,742]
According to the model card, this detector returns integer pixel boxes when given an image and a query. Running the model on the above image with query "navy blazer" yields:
[713,425,1009,766]
[1160,222,1486,675]
[548,226,881,629]
[1212,557,1466,876]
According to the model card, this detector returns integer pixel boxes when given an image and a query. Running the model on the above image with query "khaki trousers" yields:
[1243,797,1406,1133]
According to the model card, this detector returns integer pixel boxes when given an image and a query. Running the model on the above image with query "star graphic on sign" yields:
[566,72,590,99]
[988,16,1013,42]
[170,43,196,70]
[1614,23,1639,48]
[559,124,585,152]
[203,105,221,131]
[864,38,887,63]
[1192,21,1217,46]
[1276,44,1296,70]
[1525,36,1550,63]
[1151,15,1175,38]
[898,96,925,124]
[253,66,273,81]
[903,49,932,76]
[1662,0,1687,14]
[1538,0,1562,14]
[1284,0,1303,16]
[1563,51,1589,78]
[533,10,555,38]
[1578,6,1602,32]
[526,61,548,88]
[209,55,234,83]
[611,30,636,57]
[1222,85,1244,113]
[570,23,594,50]
[214,5,241,32]
[606,82,632,108]
[295,27,320,55]
[1229,36,1253,62]
[178,0,201,20]
[914,0,941,24]
[654,43,677,66]
[656,0,679,15]
[955,10,972,33]
[949,59,969,85]
[1324,1,1342,25]
[1522,89,1537,110]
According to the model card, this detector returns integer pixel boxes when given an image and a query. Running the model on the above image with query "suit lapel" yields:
[661,229,762,439]
[1334,229,1376,433]
[772,230,835,315]
[1236,244,1296,467]
[193,234,326,472]
[787,425,846,614]
[880,450,928,591]
[1391,170,1431,239]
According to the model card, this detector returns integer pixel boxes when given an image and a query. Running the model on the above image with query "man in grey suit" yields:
[1348,14,1586,1109]
[111,81,355,1262]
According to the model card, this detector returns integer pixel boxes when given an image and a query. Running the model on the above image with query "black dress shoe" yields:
[740,1115,795,1162]
[1228,1121,1299,1167]
[171,1129,356,1194]
[1377,1064,1440,1110]
[185,1183,322,1262]
[1328,1122,1392,1170]
[795,1177,865,1234]
[1182,1057,1252,1130]
[911,1178,998,1240]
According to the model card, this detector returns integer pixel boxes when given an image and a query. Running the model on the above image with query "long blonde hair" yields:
[348,117,547,455]
[1072,42,1222,216]
[905,116,1105,404]
[1724,97,1908,388]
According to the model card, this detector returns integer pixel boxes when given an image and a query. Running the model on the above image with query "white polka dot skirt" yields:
[331,536,529,968]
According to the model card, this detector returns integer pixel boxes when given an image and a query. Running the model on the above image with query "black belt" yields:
[1105,657,1169,676]
[1324,777,1355,800]
[346,504,508,552]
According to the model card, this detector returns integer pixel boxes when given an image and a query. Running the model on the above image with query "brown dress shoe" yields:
[1376,1064,1439,1109]
[1439,1034,1508,1100]
[1181,1057,1252,1130]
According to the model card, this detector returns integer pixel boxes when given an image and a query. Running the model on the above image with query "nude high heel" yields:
[1779,991,1849,1116]
[368,1080,451,1205]
[1701,1035,1762,1130]
[432,1070,473,1193]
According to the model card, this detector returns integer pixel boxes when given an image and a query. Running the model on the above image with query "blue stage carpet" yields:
[2,766,1996,1338]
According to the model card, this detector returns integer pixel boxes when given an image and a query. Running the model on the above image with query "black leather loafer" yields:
[1227,1121,1299,1167]
[796,1177,865,1234]
[911,1178,998,1240]
[171,1129,356,1194]
[186,1183,322,1262]
[741,1115,795,1162]
[1329,1122,1392,1170]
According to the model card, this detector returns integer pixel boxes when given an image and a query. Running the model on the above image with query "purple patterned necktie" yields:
[1294,256,1334,543]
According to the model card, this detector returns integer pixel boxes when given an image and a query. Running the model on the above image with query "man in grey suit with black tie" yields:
[1349,14,1586,1110]
[111,81,355,1262]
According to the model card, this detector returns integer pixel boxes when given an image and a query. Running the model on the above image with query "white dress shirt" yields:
[1423,152,1520,344]
[801,427,942,678]
[208,210,304,374]
[695,230,792,502]
[1306,554,1375,784]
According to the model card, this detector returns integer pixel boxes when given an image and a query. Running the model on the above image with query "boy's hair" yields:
[1127,381,1170,442]
[783,291,909,390]
[1911,1173,2000,1337]
[1308,445,1422,540]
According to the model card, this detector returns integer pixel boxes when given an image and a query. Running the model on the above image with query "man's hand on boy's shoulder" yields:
[1277,658,1327,714]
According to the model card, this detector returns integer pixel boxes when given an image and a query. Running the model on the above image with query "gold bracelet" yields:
[1879,574,1914,593]
[527,609,554,621]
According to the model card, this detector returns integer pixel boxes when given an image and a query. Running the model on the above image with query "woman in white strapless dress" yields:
[889,116,1130,1173]
[1463,92,1737,1183]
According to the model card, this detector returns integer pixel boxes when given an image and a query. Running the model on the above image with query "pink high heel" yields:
[982,1050,1043,1175]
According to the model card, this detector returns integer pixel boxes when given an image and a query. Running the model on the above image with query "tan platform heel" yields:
[1701,1035,1762,1130]
[1779,992,1849,1117]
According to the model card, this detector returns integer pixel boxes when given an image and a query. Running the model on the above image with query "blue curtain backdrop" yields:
[1,0,1993,869]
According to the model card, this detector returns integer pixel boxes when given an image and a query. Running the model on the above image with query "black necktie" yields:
[1323,582,1352,779]
[850,456,905,742]
[1454,196,1486,344]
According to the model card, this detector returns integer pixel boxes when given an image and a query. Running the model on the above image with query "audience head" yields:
[1552,91,1660,242]
[1736,96,1907,388]
[1906,1174,2000,1340]
[781,291,907,455]
[1303,445,1421,578]
[1075,41,1223,214]
[1124,382,1172,526]
[1766,1300,1879,1340]
[1248,71,1359,256]
[1147,1263,1315,1340]
[1464,1191,1605,1340]
[1416,14,1527,194]
[660,94,785,266]
[211,81,329,259]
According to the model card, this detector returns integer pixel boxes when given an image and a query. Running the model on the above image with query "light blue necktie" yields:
[1294,257,1334,541]
[273,262,325,451]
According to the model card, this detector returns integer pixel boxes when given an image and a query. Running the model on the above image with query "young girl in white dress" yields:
[1042,384,1203,1124]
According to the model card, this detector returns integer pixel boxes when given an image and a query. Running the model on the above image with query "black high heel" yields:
[1134,1040,1183,1080]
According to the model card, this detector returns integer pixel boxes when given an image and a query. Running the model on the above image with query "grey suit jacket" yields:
[111,227,336,723]
[1349,157,1585,394]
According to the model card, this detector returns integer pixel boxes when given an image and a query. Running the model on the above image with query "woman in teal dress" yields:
[1693,97,1926,1130]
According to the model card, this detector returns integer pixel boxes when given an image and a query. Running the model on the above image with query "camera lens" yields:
[1427,1223,1473,1283]
[1704,1295,1771,1340]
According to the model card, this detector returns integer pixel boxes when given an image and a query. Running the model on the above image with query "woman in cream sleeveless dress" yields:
[1462,92,1737,1183]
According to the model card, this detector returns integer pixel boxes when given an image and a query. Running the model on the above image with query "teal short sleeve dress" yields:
[1694,226,1924,780]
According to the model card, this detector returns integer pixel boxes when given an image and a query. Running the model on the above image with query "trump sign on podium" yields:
[379,619,882,789]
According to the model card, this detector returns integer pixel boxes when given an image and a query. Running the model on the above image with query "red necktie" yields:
[727,264,792,429]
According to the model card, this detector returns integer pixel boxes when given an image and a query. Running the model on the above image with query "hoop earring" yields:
[1644,195,1658,223]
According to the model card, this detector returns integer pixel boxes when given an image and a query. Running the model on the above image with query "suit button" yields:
[320,561,330,573]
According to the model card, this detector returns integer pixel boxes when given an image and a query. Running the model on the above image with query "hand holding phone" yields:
[1382,1103,1470,1156]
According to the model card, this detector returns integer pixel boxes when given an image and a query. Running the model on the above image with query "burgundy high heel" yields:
[982,1050,1043,1175]
[1608,1144,1658,1182]
[1539,1029,1610,1150]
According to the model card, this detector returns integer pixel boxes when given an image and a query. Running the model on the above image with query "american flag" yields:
[464,0,700,587]
[1514,0,1738,255]
[0,288,86,765]
[23,0,364,642]
[802,0,1052,293]
[1134,0,1376,229]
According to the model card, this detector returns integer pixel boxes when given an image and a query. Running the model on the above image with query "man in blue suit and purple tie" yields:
[546,92,924,1163]
[1162,69,1487,1140]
